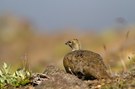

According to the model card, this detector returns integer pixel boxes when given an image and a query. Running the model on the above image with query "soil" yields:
[14,65,135,89]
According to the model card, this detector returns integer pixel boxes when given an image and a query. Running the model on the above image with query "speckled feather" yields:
[63,50,110,80]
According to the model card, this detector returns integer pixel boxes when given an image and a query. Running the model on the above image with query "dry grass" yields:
[0,14,135,74]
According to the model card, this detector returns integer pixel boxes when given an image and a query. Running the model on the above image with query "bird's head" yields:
[65,39,81,51]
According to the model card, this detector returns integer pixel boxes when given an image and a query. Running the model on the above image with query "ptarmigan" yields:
[63,39,110,80]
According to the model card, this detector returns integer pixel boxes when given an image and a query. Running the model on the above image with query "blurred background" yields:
[0,0,135,73]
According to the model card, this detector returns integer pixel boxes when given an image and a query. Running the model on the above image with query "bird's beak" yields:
[65,42,68,45]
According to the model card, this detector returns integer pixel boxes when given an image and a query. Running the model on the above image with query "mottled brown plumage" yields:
[63,39,110,80]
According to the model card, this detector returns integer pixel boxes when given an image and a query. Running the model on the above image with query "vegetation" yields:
[0,63,31,88]
[0,14,135,89]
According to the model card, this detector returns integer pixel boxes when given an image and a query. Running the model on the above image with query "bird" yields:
[63,39,110,80]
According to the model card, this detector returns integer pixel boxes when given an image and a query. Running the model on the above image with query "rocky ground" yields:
[10,65,135,89]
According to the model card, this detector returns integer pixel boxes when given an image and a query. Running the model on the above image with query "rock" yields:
[35,65,89,89]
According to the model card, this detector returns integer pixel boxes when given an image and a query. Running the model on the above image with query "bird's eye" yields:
[68,41,71,43]
[65,41,71,45]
